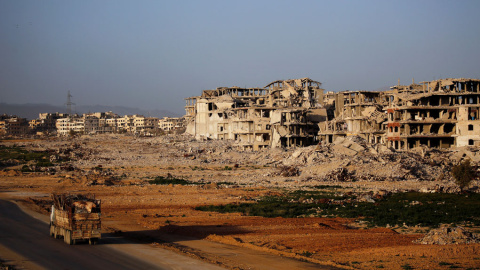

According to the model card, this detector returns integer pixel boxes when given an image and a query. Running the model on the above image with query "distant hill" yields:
[0,103,182,120]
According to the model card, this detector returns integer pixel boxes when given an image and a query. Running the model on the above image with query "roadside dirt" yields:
[1,135,480,270]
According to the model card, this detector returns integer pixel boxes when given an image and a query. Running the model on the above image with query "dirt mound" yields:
[415,227,480,245]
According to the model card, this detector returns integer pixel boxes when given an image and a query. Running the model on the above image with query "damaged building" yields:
[318,78,480,150]
[184,78,327,150]
[384,78,480,149]
[318,90,387,144]
[186,77,480,151]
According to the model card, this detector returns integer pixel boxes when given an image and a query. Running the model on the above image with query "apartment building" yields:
[185,76,480,151]
[317,78,480,150]
[56,116,84,135]
[319,91,387,144]
[185,78,326,150]
[158,117,184,132]
[0,115,29,137]
[384,78,480,149]
[55,113,168,136]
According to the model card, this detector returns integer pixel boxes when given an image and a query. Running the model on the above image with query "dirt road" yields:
[0,197,342,270]
[0,199,224,270]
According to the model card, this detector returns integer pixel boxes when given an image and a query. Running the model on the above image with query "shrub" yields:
[451,159,475,191]
[21,165,32,172]
[148,174,201,186]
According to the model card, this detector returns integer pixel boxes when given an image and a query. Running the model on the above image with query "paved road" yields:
[0,199,224,270]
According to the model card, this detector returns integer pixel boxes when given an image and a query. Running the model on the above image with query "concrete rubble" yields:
[4,133,479,193]
[415,227,480,245]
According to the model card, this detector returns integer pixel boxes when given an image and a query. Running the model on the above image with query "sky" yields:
[1,0,480,115]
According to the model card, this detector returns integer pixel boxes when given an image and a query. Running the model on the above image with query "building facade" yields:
[185,78,326,150]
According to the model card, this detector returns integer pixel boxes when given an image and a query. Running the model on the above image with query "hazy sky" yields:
[1,0,480,115]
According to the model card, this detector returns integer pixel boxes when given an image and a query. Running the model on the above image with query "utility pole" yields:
[65,91,75,116]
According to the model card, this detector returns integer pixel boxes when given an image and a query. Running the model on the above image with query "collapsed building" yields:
[184,78,327,150]
[384,78,480,149]
[186,77,480,151]
[318,90,387,144]
[319,78,480,150]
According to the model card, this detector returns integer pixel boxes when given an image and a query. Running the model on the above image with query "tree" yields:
[451,159,476,191]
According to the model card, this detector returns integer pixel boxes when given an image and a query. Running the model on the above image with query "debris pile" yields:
[2,133,479,192]
[415,227,480,245]
[276,166,300,177]
[324,167,356,182]
[282,136,478,185]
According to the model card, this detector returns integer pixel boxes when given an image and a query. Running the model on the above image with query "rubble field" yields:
[1,134,480,270]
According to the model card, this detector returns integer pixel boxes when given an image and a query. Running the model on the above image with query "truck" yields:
[49,193,101,245]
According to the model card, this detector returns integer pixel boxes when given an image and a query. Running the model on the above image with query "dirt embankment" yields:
[1,135,480,270]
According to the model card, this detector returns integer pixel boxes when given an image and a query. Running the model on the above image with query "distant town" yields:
[0,112,185,137]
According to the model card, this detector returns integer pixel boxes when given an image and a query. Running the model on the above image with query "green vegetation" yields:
[0,145,50,162]
[312,185,343,189]
[148,175,201,186]
[215,181,239,186]
[0,145,55,169]
[196,191,480,227]
[301,251,313,257]
[452,159,475,191]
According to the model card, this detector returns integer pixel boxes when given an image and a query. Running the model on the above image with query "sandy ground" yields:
[1,135,480,270]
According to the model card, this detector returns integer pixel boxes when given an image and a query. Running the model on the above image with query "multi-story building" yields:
[0,115,29,137]
[117,115,136,133]
[158,117,185,132]
[56,116,83,136]
[384,78,480,149]
[184,78,326,150]
[186,76,480,151]
[134,116,158,135]
[318,91,387,144]
[317,77,480,150]
[55,113,166,136]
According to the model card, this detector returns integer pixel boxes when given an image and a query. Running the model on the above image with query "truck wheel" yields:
[89,238,98,245]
